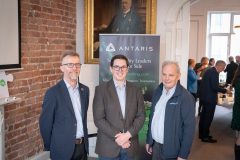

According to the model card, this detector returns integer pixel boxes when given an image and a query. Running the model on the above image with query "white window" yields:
[207,12,240,61]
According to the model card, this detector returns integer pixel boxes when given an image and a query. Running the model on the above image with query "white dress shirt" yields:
[113,79,126,119]
[64,80,84,139]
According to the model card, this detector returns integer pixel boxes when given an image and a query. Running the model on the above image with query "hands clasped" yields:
[115,131,132,149]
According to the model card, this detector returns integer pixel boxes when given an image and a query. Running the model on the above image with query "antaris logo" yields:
[106,43,116,52]
[105,43,154,53]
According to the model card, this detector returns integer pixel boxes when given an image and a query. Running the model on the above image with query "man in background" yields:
[93,54,145,160]
[224,56,238,86]
[39,51,89,160]
[146,61,196,160]
[236,55,240,65]
[194,57,209,116]
[199,60,231,143]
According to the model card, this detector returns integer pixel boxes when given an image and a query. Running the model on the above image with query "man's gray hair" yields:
[215,60,226,66]
[162,61,181,74]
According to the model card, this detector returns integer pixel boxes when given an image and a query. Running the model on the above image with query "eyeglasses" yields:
[112,65,128,71]
[62,63,82,68]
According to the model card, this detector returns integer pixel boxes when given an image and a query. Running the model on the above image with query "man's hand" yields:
[115,131,131,146]
[121,141,131,149]
[226,88,232,94]
[145,144,152,155]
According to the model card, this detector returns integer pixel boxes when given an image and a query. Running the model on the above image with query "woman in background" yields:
[187,59,198,100]
[209,58,215,67]
[231,65,240,160]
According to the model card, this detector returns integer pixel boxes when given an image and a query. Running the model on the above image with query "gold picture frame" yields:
[84,0,157,64]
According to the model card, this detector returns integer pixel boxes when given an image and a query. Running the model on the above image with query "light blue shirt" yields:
[64,80,84,138]
[113,79,126,118]
[151,86,176,144]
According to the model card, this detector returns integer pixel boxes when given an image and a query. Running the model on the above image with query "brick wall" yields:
[5,0,76,159]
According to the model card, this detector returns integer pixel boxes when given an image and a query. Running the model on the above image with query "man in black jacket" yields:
[224,56,238,86]
[199,60,231,143]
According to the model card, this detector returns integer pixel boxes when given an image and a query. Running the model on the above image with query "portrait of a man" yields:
[105,0,144,34]
[93,0,147,58]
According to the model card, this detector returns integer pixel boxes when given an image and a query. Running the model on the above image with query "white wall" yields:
[189,0,240,62]
[157,0,191,86]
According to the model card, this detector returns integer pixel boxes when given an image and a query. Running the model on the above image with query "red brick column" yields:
[5,0,76,159]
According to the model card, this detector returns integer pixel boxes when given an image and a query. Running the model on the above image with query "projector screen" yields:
[0,0,21,70]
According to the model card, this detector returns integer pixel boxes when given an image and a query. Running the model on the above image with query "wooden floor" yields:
[189,104,235,160]
[89,104,235,160]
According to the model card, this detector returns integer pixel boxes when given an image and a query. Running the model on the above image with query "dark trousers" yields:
[235,144,240,160]
[199,103,216,139]
[198,100,203,115]
[71,143,87,160]
[152,142,176,160]
[190,93,197,101]
[99,149,136,160]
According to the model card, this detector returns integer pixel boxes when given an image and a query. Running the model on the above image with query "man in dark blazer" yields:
[39,51,89,160]
[199,60,230,143]
[93,54,145,160]
[224,56,238,86]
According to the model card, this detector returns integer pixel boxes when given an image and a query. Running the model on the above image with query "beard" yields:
[69,72,79,80]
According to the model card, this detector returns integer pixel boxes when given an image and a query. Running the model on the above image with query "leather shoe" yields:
[201,137,217,143]
[199,135,213,139]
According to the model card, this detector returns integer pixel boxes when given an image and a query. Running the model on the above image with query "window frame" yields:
[207,11,240,60]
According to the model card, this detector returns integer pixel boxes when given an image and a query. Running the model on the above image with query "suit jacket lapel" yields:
[59,80,76,118]
[108,80,124,119]
[79,83,86,120]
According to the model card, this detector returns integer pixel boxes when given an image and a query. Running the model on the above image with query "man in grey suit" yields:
[39,51,89,160]
[93,54,145,160]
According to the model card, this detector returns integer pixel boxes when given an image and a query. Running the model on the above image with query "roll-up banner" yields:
[99,34,160,159]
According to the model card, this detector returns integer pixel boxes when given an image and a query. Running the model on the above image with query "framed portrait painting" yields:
[84,0,157,64]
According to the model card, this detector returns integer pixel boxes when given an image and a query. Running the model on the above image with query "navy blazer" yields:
[39,80,89,160]
[199,67,226,104]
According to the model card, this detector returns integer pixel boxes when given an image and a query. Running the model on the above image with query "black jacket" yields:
[224,61,238,84]
[199,67,226,104]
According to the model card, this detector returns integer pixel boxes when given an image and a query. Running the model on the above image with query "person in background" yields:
[194,57,209,116]
[93,54,145,160]
[105,0,144,34]
[187,59,198,100]
[231,65,240,160]
[39,51,89,160]
[194,57,209,78]
[208,58,215,67]
[236,56,240,65]
[199,60,231,143]
[224,56,238,86]
[146,61,196,160]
